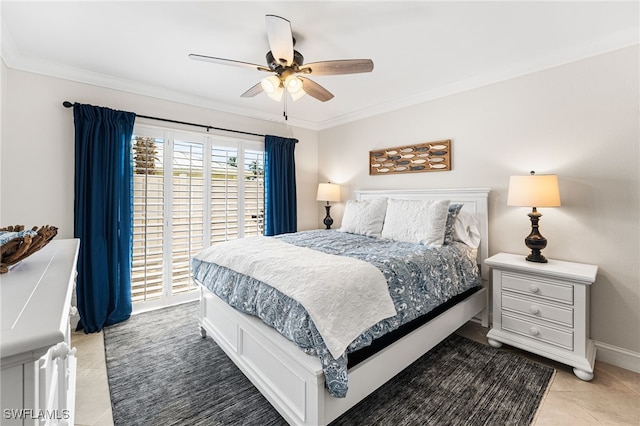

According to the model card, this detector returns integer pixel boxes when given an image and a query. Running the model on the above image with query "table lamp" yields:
[316,183,340,229]
[507,171,561,263]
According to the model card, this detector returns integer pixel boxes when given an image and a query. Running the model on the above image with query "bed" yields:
[192,188,490,425]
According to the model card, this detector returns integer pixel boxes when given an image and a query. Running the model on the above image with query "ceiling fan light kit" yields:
[189,14,374,117]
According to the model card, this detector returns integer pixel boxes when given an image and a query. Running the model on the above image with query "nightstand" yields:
[485,252,598,380]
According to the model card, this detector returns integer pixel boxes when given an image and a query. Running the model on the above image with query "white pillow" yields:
[338,198,387,237]
[381,199,451,246]
[453,210,481,248]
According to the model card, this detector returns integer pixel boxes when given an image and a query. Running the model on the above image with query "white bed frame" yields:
[197,188,490,425]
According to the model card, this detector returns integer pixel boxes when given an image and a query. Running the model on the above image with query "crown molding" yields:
[3,21,638,132]
[314,25,639,130]
[2,54,318,130]
[0,19,317,130]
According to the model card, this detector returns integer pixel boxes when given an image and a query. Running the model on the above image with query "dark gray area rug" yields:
[104,302,554,426]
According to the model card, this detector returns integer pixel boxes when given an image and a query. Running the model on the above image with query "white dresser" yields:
[485,252,598,380]
[1,239,80,425]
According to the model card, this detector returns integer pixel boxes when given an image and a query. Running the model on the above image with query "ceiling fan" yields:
[189,15,374,104]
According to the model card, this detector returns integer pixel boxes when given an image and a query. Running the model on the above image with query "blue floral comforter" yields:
[191,230,480,398]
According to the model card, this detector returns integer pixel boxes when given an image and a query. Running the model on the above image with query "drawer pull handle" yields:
[529,327,540,336]
[529,285,540,294]
[530,306,540,315]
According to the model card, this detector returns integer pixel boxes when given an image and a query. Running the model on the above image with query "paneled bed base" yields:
[199,285,488,426]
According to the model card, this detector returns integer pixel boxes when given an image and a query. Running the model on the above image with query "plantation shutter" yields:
[171,140,205,295]
[131,136,165,303]
[243,148,265,236]
[211,146,239,243]
[131,126,264,306]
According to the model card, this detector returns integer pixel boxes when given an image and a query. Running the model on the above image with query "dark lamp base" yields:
[526,250,548,263]
[524,208,549,263]
[323,205,334,230]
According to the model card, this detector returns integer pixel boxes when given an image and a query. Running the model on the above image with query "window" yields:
[131,126,264,309]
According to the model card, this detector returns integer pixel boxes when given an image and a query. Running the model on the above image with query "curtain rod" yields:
[62,101,267,138]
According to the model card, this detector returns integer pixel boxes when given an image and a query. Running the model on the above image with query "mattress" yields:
[192,229,481,398]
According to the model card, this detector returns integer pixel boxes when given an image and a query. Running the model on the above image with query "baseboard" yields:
[594,340,640,373]
[466,320,640,374]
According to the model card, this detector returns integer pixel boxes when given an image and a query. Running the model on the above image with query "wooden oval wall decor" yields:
[369,139,451,175]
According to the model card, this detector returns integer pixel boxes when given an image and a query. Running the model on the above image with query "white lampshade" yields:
[316,183,340,202]
[507,174,561,207]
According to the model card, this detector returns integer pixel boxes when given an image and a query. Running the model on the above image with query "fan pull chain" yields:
[283,88,289,121]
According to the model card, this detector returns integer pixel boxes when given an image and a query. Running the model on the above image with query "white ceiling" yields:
[2,1,638,130]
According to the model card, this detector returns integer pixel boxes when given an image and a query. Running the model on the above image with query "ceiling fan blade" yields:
[189,54,270,72]
[241,82,264,98]
[265,15,294,66]
[299,77,334,102]
[299,59,374,76]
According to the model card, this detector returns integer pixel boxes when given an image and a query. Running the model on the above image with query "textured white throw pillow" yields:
[381,199,451,246]
[453,209,481,248]
[338,198,387,237]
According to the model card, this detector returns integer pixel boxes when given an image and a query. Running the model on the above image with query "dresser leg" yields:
[487,338,503,348]
[573,368,594,381]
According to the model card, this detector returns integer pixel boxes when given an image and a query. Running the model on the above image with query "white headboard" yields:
[354,188,490,282]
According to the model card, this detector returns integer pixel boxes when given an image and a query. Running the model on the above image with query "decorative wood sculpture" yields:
[370,139,451,175]
[0,225,58,273]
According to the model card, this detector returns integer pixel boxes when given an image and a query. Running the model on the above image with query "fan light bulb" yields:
[284,75,306,101]
[261,76,283,102]
[284,75,303,93]
[260,75,279,93]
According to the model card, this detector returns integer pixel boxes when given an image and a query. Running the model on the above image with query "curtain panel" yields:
[73,104,136,333]
[264,135,298,236]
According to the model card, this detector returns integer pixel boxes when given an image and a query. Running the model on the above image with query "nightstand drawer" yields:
[502,273,573,304]
[502,294,573,327]
[502,314,573,350]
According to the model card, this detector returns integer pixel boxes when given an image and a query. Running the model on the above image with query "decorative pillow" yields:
[338,198,387,237]
[443,203,464,244]
[452,210,481,248]
[381,199,451,246]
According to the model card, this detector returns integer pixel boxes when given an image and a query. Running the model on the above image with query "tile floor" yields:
[71,321,640,426]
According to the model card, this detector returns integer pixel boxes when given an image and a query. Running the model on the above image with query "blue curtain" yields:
[73,104,136,333]
[264,135,298,236]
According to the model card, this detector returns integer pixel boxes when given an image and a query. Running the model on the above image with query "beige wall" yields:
[0,63,320,237]
[318,46,640,361]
